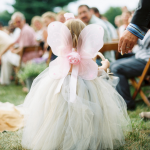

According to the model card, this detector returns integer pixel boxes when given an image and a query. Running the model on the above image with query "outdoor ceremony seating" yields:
[14,45,42,84]
[99,41,119,59]
[130,58,150,106]
[99,42,150,106]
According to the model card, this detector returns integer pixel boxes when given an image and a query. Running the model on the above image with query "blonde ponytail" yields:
[72,33,78,48]
[65,19,86,48]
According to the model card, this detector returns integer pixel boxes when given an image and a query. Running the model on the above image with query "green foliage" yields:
[0,11,11,25]
[103,7,122,27]
[12,0,77,24]
[17,63,47,82]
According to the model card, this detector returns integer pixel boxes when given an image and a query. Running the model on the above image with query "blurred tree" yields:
[103,7,122,27]
[0,11,11,26]
[12,0,77,24]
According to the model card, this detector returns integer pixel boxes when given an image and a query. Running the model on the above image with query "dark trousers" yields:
[110,56,147,107]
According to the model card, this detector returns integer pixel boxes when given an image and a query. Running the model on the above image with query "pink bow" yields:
[47,22,104,103]
[64,13,75,21]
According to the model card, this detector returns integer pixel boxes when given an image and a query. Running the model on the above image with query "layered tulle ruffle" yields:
[21,68,132,150]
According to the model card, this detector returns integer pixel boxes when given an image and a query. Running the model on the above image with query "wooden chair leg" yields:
[130,78,139,99]
[139,90,150,106]
[130,78,150,106]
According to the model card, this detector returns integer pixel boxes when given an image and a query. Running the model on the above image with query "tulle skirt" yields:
[21,68,132,150]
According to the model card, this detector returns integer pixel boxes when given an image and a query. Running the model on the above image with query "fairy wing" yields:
[47,21,72,79]
[77,24,104,80]
[77,24,104,58]
[47,21,73,57]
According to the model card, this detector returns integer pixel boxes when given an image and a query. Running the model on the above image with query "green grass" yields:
[0,83,26,105]
[0,82,150,150]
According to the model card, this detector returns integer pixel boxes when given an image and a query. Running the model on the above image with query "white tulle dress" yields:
[21,21,132,150]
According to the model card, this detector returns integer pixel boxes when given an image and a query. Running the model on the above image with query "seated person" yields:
[0,30,13,55]
[110,30,150,110]
[42,12,57,61]
[90,7,118,40]
[8,20,21,42]
[0,12,38,85]
[57,11,66,23]
[31,16,45,49]
[42,12,56,50]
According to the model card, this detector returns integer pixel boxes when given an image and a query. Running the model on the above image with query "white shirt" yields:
[135,31,150,62]
[10,28,21,42]
[0,30,13,54]
[118,25,126,37]
[104,21,118,39]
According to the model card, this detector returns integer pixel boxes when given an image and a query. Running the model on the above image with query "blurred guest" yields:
[119,11,131,37]
[110,30,150,110]
[0,12,38,85]
[42,12,56,28]
[0,30,13,55]
[31,16,52,65]
[8,20,21,42]
[90,7,118,39]
[115,15,123,28]
[78,5,116,62]
[118,0,150,55]
[31,16,46,49]
[121,6,128,12]
[90,7,108,21]
[115,15,123,36]
[90,7,102,18]
[42,12,57,61]
[42,12,56,50]
[57,11,66,23]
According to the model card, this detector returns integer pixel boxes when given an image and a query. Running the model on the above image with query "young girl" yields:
[21,13,131,150]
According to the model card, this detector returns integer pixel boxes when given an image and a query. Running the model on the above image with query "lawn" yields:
[0,82,150,150]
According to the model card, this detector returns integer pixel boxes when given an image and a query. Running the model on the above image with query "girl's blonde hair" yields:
[64,19,86,48]
[31,16,42,31]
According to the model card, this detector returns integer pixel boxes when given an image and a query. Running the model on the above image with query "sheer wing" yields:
[47,21,73,57]
[47,22,72,79]
[77,24,104,58]
[49,57,70,79]
[78,59,98,80]
[77,24,104,80]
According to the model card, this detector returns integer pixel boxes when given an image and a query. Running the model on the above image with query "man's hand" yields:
[118,30,138,55]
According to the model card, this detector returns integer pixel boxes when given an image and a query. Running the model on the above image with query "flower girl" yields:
[21,13,131,150]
